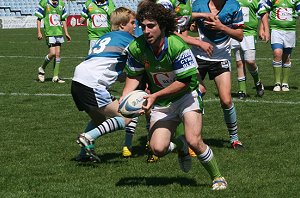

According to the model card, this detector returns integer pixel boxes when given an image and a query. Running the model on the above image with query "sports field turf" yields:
[0,26,299,197]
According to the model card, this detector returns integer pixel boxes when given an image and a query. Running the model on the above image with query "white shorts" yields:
[47,36,65,44]
[231,35,256,51]
[232,35,256,61]
[150,90,203,125]
[233,48,256,61]
[271,29,296,48]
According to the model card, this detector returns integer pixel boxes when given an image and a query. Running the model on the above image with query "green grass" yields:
[0,26,299,198]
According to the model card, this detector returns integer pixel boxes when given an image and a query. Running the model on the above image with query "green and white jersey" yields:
[126,34,199,107]
[238,0,260,36]
[35,0,68,37]
[258,0,300,31]
[157,0,192,32]
[81,0,116,40]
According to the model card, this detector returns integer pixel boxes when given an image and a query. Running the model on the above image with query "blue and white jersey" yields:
[192,0,244,61]
[73,31,134,88]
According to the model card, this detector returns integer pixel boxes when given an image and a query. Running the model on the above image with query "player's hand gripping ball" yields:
[118,90,148,118]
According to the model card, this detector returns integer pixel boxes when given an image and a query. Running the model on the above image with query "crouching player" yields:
[72,7,137,162]
[120,2,227,190]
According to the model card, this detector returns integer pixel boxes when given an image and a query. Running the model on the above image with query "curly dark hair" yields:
[136,1,176,36]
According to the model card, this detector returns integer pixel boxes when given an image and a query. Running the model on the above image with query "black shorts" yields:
[71,81,115,113]
[196,58,231,80]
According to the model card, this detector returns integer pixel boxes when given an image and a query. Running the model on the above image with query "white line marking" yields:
[0,55,85,59]
[0,92,71,97]
[204,98,300,105]
[1,92,300,105]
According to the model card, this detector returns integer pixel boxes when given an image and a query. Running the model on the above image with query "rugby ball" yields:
[119,90,148,118]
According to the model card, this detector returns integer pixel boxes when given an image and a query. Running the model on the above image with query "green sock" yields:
[198,147,222,179]
[249,67,260,85]
[238,77,246,93]
[282,66,291,84]
[272,60,282,84]
[42,55,51,69]
[53,58,61,77]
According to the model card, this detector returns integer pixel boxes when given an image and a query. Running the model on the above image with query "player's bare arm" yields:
[204,16,243,41]
[143,80,190,111]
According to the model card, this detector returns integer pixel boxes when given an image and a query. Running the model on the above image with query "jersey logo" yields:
[49,14,60,26]
[275,8,293,21]
[91,14,108,28]
[152,72,176,88]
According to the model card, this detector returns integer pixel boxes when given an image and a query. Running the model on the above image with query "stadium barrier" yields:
[0,15,86,29]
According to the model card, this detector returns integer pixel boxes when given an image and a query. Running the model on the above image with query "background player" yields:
[192,0,245,149]
[231,0,264,99]
[80,0,116,54]
[35,0,71,83]
[258,0,300,92]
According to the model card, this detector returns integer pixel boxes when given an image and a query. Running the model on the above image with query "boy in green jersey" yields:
[121,2,227,190]
[231,0,264,99]
[80,0,116,54]
[259,0,300,91]
[35,0,71,83]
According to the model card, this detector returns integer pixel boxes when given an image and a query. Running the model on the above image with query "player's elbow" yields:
[235,32,244,42]
[236,35,243,42]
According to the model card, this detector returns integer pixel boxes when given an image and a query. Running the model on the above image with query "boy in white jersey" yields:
[258,0,300,91]
[73,7,137,162]
[121,2,227,190]
[35,0,71,83]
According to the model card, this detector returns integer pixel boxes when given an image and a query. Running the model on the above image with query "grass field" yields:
[0,26,300,198]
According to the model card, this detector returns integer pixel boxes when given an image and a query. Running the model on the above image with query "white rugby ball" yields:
[119,90,148,118]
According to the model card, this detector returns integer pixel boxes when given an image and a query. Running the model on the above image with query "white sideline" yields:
[0,92,300,105]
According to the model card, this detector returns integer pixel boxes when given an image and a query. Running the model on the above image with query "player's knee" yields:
[48,52,56,59]
[245,60,255,66]
[220,98,232,108]
[150,143,167,157]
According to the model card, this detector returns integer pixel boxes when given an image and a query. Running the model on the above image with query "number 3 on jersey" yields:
[91,37,111,54]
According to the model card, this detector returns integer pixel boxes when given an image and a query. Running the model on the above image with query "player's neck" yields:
[209,0,224,11]
[152,37,165,57]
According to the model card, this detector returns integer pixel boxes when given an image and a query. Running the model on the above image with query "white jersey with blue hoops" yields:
[192,0,244,61]
[73,31,134,88]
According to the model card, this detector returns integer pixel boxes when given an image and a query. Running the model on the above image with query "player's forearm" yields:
[174,32,198,45]
[192,12,213,20]
[152,81,189,100]
[261,13,270,34]
[221,26,243,42]
[37,20,42,34]
[122,75,142,97]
